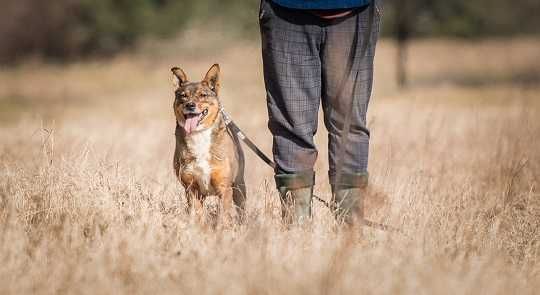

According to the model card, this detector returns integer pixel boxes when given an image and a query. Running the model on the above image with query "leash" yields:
[220,108,276,169]
[310,193,403,234]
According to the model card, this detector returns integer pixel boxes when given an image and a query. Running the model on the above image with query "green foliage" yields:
[1,0,538,63]
[71,0,196,55]
[0,0,195,63]
[382,0,540,38]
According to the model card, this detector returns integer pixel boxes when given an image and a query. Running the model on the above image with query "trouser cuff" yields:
[275,170,315,189]
[329,171,368,188]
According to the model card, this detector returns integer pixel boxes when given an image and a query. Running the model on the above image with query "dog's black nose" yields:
[185,102,196,110]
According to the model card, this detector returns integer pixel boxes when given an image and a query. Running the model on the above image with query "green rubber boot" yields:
[330,172,368,225]
[275,171,315,225]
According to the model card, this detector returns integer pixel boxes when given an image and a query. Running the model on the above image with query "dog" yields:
[171,64,246,226]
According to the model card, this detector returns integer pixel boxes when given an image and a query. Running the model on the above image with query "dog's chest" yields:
[184,129,213,192]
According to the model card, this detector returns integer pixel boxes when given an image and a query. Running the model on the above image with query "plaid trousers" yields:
[260,0,381,180]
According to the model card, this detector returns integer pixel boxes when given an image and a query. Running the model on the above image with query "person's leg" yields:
[321,3,381,224]
[259,0,323,224]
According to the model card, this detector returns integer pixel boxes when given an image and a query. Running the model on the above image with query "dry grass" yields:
[1,34,539,294]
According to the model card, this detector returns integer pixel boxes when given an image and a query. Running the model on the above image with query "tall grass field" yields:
[1,34,539,294]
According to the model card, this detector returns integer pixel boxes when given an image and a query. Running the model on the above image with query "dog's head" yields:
[171,64,221,134]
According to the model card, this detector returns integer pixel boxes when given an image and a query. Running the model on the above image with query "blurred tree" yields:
[0,0,538,64]
[381,0,540,87]
[0,0,195,63]
[383,0,540,37]
[394,0,413,88]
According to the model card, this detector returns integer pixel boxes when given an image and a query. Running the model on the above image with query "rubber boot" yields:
[275,171,315,225]
[330,172,368,225]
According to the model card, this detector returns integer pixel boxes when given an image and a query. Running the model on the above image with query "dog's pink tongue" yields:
[184,115,201,134]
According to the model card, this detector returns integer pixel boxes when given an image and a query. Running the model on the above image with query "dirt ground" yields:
[1,34,539,294]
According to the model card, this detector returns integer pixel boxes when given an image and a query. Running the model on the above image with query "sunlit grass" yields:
[0,36,539,294]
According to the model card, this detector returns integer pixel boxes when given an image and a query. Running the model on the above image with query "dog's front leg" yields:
[184,190,192,215]
[186,189,204,225]
[217,186,234,228]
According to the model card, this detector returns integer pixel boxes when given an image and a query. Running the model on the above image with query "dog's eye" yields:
[176,92,187,101]
[200,93,208,98]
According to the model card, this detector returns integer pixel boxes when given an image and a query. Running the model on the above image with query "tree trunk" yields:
[396,37,408,88]
[395,0,411,88]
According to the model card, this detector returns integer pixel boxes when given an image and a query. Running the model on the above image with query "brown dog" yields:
[171,64,246,226]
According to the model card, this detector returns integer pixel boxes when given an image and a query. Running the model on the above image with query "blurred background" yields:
[2,0,540,83]
[2,0,540,78]
[2,0,540,60]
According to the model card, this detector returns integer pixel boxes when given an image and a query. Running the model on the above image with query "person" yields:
[259,0,381,225]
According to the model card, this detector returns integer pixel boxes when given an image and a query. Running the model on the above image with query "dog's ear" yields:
[171,67,188,88]
[202,64,220,94]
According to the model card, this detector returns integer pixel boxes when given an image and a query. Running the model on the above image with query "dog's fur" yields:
[172,64,246,225]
